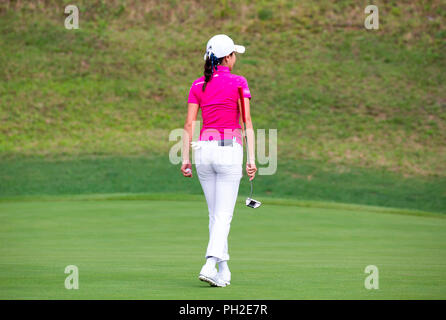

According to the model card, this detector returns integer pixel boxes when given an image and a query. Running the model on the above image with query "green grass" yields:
[0,1,445,299]
[0,194,445,299]
[0,155,445,214]
[0,1,445,177]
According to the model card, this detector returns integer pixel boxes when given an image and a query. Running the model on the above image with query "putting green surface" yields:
[0,195,445,299]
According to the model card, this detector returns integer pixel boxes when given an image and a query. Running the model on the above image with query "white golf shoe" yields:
[198,264,227,287]
[217,269,231,286]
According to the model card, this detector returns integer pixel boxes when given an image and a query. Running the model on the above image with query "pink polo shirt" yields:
[187,65,251,145]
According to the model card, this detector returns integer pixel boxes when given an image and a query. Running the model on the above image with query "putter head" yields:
[246,197,261,209]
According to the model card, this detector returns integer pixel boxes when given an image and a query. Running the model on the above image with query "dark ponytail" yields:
[203,52,223,92]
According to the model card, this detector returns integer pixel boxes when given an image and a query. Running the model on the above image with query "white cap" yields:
[203,34,245,61]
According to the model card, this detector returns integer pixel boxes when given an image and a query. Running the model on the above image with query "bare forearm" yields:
[182,124,193,163]
[245,121,255,164]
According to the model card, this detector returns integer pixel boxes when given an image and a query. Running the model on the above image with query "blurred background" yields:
[0,0,445,213]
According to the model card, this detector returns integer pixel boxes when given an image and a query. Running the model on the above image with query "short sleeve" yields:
[187,83,200,104]
[239,76,252,99]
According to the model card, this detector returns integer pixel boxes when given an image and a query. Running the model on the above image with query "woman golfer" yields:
[181,34,257,287]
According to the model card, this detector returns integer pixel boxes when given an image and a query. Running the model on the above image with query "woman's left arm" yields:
[181,103,199,177]
[242,98,258,181]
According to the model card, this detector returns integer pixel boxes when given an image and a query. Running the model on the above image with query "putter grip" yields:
[238,87,246,123]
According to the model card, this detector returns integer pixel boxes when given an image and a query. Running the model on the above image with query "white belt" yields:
[191,138,237,150]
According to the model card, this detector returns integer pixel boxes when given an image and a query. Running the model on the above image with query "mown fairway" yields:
[1,195,445,299]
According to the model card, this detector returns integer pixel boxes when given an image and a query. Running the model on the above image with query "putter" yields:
[238,87,262,209]
[246,179,261,208]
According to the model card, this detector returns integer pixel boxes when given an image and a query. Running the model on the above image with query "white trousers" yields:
[193,140,243,261]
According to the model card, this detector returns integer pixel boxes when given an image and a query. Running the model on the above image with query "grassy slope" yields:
[0,1,445,213]
[0,196,445,299]
[0,0,445,176]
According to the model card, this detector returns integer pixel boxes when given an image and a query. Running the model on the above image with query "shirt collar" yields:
[216,65,230,73]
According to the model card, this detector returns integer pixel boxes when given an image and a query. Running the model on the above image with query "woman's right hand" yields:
[181,162,193,178]
[246,162,257,181]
